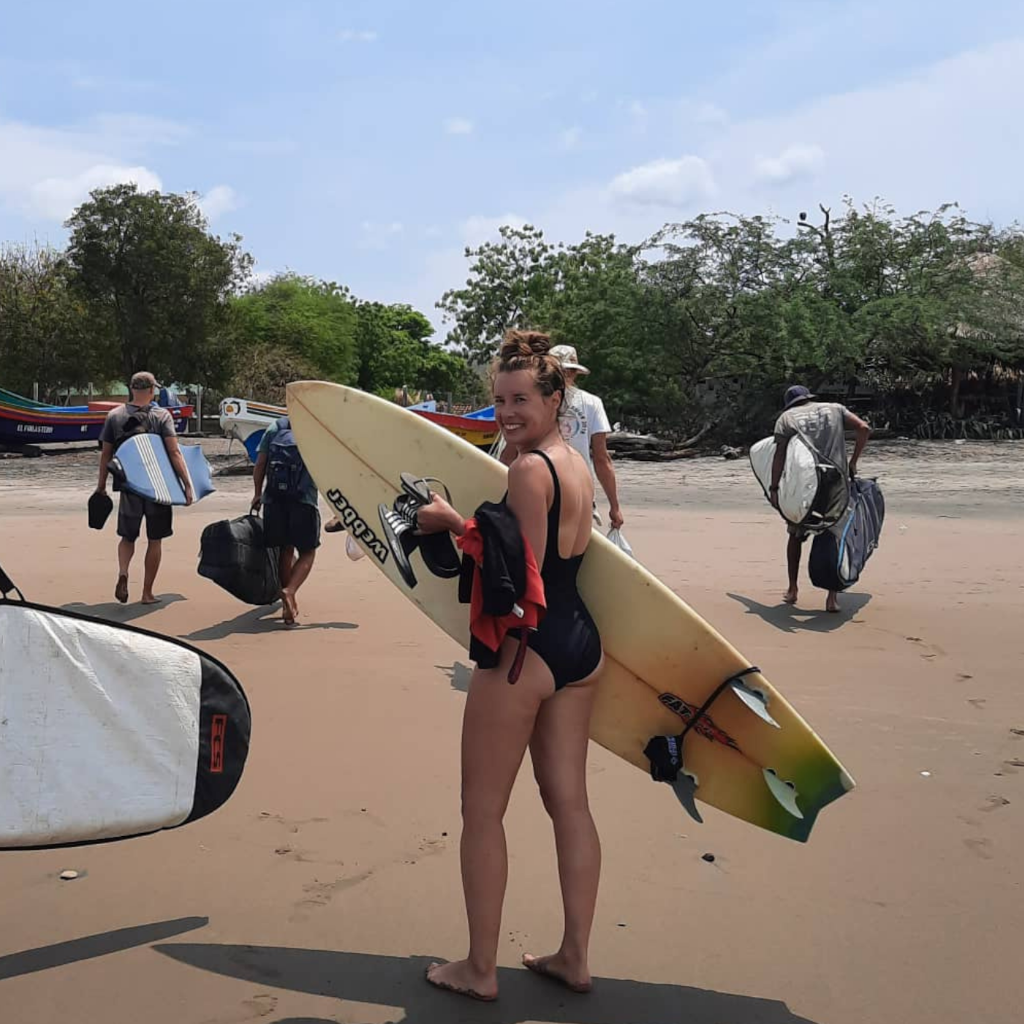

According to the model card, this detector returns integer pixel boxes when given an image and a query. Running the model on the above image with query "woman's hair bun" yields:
[498,330,552,362]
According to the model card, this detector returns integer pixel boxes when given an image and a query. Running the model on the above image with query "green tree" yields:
[64,183,252,387]
[0,243,95,398]
[355,301,481,400]
[230,273,359,383]
[437,224,557,363]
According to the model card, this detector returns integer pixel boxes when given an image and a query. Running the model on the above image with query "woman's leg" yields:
[427,641,553,1000]
[522,676,601,993]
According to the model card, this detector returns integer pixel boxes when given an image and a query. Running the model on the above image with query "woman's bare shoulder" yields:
[507,451,551,489]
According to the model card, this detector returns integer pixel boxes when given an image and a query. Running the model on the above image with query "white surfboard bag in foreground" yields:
[0,562,251,850]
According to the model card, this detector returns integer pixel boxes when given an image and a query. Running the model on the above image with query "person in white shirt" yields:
[503,343,623,529]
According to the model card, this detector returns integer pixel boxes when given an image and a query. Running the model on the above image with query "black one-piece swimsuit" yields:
[512,449,602,689]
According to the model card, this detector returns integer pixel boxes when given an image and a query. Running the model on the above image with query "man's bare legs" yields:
[783,534,801,605]
[140,540,162,604]
[278,547,315,625]
[784,533,841,612]
[115,538,134,602]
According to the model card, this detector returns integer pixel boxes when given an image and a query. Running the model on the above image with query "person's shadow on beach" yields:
[181,604,358,641]
[154,944,821,1024]
[727,592,871,634]
[62,594,186,624]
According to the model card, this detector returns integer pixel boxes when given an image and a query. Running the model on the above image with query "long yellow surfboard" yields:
[288,382,854,841]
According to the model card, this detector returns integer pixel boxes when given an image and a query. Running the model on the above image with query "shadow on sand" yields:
[0,917,208,981]
[181,604,358,641]
[61,594,186,624]
[727,592,871,634]
[436,661,474,693]
[155,944,820,1024]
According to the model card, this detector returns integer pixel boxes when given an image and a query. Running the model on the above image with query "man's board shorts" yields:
[117,491,173,541]
[263,500,321,553]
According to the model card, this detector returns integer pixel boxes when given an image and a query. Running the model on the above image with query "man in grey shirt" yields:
[95,371,193,604]
[769,385,871,613]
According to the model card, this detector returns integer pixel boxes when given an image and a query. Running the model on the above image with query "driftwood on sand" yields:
[607,421,714,461]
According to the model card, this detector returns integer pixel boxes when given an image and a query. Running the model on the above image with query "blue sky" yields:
[2,0,1023,337]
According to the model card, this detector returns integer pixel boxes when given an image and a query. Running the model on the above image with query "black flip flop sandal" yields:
[400,475,462,580]
[377,474,462,588]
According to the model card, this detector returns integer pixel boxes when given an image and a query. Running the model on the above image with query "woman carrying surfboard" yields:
[415,330,605,1002]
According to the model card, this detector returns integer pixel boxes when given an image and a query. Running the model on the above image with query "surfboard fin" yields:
[763,768,803,819]
[670,769,704,824]
[730,680,780,728]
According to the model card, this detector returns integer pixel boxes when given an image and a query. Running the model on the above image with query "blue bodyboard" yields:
[111,435,215,506]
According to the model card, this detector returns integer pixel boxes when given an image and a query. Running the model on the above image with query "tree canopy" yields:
[64,183,252,387]
[437,201,1024,437]
[2,185,1021,438]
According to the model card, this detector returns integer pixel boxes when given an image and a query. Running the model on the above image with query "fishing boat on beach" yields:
[0,387,193,446]
[219,393,499,460]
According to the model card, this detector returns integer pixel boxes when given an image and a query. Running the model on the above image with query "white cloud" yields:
[753,143,825,185]
[359,220,404,250]
[0,112,193,224]
[460,213,529,247]
[558,126,583,152]
[29,164,162,221]
[608,156,717,209]
[197,184,239,221]
[444,117,474,136]
[339,29,378,42]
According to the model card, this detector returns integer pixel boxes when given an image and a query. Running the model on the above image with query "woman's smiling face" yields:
[493,369,562,449]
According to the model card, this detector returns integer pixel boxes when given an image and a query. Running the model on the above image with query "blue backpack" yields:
[266,417,312,499]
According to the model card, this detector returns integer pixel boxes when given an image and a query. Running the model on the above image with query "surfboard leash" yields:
[644,666,761,783]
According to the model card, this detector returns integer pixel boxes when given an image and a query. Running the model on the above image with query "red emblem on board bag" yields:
[210,714,227,773]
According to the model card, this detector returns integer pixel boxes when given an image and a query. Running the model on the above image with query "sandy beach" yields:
[1,438,1022,1024]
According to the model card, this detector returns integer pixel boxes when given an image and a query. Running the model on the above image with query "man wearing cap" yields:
[95,371,194,605]
[770,384,871,612]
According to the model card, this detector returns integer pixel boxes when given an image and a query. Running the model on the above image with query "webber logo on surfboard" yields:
[326,488,389,564]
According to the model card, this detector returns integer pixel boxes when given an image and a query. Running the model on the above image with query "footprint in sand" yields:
[200,993,278,1024]
[298,870,374,908]
[980,796,1010,812]
[963,838,994,860]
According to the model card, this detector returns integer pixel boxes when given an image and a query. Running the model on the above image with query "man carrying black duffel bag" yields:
[250,415,321,627]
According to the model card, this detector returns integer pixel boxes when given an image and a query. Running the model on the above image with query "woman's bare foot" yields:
[425,959,498,1002]
[825,592,840,613]
[140,593,161,605]
[782,587,798,606]
[281,588,299,625]
[522,952,592,994]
